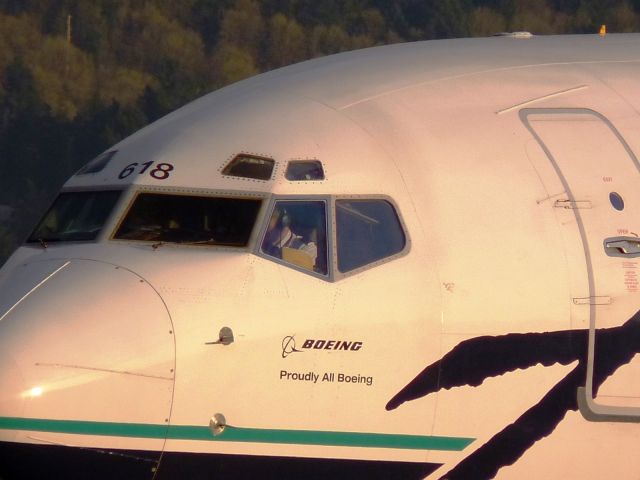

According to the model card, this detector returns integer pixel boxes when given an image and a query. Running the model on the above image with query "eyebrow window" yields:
[336,199,406,272]
[76,150,117,175]
[261,200,328,275]
[222,154,275,180]
[115,193,262,247]
[285,160,325,181]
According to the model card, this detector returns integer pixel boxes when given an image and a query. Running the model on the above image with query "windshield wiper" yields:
[151,241,165,250]
[177,238,216,246]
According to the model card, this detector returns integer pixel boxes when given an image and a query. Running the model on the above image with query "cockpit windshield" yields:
[114,193,262,247]
[28,190,122,243]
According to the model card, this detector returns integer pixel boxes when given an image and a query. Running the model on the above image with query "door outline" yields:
[520,107,640,422]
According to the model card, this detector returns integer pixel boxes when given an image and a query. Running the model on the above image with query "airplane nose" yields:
[0,259,175,479]
[0,259,67,443]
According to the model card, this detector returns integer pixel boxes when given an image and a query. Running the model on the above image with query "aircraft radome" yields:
[1,33,640,480]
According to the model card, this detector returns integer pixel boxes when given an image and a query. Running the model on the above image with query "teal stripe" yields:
[0,416,473,451]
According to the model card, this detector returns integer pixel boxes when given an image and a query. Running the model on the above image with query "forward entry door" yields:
[522,108,640,421]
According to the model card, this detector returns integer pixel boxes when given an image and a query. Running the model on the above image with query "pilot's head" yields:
[268,207,290,232]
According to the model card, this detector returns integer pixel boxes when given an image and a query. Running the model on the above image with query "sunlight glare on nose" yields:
[29,386,43,397]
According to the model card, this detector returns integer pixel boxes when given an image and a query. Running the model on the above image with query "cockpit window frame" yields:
[110,186,269,250]
[330,194,411,281]
[255,194,410,282]
[256,195,334,281]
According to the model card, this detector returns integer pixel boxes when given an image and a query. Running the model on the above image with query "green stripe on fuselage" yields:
[0,416,473,451]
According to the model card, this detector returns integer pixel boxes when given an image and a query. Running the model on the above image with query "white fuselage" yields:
[1,34,640,479]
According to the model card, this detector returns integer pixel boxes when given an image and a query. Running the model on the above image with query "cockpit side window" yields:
[336,199,406,273]
[114,193,262,247]
[28,190,122,243]
[261,200,328,275]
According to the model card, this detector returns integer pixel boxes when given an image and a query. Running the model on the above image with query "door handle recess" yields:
[604,237,640,257]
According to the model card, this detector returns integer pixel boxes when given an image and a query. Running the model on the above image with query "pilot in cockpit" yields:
[262,206,318,270]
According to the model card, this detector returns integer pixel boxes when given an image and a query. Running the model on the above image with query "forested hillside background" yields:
[1,0,639,265]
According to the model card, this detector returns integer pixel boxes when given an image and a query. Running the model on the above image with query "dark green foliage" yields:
[0,0,638,266]
[1,59,44,120]
[402,0,472,39]
[0,0,41,15]
[190,0,234,51]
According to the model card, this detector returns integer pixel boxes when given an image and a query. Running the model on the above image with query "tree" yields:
[212,0,267,84]
[360,8,387,41]
[309,24,351,57]
[68,2,110,57]
[291,0,348,27]
[96,65,154,109]
[28,36,95,119]
[606,1,638,32]
[116,4,208,110]
[190,0,235,51]
[72,99,147,161]
[509,0,557,34]
[569,0,625,33]
[468,7,507,36]
[218,0,265,58]
[0,58,47,132]
[214,43,258,84]
[266,13,306,68]
[402,0,471,39]
[0,13,41,67]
